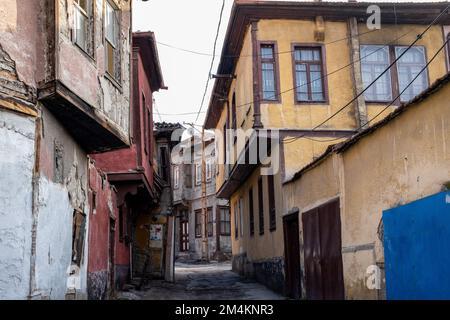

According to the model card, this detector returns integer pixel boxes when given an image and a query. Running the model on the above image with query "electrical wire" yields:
[235,29,414,110]
[156,29,379,59]
[287,36,450,145]
[195,0,226,124]
[282,4,450,145]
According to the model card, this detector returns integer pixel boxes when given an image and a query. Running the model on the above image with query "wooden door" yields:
[283,212,301,299]
[302,199,344,300]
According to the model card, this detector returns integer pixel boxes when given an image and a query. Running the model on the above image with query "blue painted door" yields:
[383,191,450,299]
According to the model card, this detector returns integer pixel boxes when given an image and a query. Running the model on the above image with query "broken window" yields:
[74,0,94,56]
[105,1,121,82]
[71,210,87,267]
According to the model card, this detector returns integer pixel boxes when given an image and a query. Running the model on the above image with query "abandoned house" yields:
[0,0,133,299]
[172,133,231,262]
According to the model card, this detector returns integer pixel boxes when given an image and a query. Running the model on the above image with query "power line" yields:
[156,29,378,59]
[235,29,414,110]
[283,4,450,145]
[154,111,207,116]
[287,35,450,145]
[195,0,226,124]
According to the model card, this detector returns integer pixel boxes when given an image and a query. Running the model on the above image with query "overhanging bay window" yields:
[361,45,428,104]
[73,0,94,56]
[105,1,121,82]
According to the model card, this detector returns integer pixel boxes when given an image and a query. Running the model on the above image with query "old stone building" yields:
[203,0,450,296]
[173,133,231,261]
[0,0,132,299]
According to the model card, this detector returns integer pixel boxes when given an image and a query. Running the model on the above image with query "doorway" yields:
[283,211,301,299]
[302,199,344,300]
[109,217,116,294]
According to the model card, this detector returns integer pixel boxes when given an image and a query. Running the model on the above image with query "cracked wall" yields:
[0,110,35,300]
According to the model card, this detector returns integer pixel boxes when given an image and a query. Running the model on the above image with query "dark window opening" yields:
[71,210,86,267]
[195,210,202,238]
[268,174,276,231]
[219,207,231,236]
[249,188,255,236]
[258,177,264,235]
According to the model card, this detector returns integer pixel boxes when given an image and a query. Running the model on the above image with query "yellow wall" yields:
[212,17,448,277]
[230,167,285,261]
[257,20,356,130]
[283,79,450,299]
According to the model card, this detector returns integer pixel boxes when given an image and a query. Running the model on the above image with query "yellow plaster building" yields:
[203,0,450,296]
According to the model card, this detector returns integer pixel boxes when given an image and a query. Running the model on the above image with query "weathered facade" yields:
[89,31,170,297]
[0,0,132,299]
[173,134,231,261]
[283,74,450,299]
[203,0,450,295]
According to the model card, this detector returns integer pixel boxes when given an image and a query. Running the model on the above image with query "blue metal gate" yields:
[383,191,450,299]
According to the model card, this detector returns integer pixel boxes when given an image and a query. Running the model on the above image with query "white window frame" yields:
[73,0,93,55]
[195,163,202,186]
[206,158,213,182]
[173,166,179,189]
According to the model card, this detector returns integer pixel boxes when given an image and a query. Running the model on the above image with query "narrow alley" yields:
[118,262,284,300]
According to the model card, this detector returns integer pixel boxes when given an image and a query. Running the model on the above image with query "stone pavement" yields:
[117,261,285,300]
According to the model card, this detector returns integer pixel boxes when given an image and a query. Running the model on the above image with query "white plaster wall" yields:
[33,177,90,300]
[0,110,35,299]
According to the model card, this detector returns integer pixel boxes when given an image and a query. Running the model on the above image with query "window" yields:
[361,45,428,103]
[105,1,121,81]
[223,122,227,165]
[258,177,264,235]
[142,94,148,154]
[206,207,213,237]
[249,188,254,236]
[71,210,86,266]
[74,0,93,55]
[219,207,231,236]
[395,46,428,102]
[239,197,244,237]
[260,43,279,101]
[206,158,213,181]
[234,202,239,239]
[293,46,326,102]
[268,175,276,231]
[231,93,237,143]
[159,146,168,181]
[195,210,202,238]
[118,205,124,242]
[173,166,179,189]
[361,45,392,102]
[195,163,202,185]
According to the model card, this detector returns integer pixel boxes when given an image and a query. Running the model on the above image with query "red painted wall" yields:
[90,48,155,188]
[87,162,113,273]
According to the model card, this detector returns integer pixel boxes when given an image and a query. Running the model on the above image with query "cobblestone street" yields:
[119,262,284,300]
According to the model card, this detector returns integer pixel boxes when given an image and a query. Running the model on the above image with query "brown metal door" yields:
[302,200,344,300]
[283,212,301,299]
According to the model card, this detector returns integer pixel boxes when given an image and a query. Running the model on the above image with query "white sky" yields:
[132,0,444,127]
